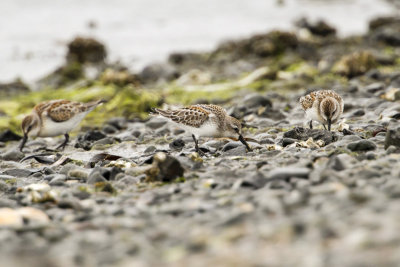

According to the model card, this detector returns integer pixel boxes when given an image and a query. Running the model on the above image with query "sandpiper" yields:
[20,99,106,151]
[151,104,252,153]
[299,90,343,131]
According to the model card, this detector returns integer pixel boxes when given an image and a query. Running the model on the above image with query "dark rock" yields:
[282,138,296,147]
[139,63,179,83]
[365,69,382,80]
[169,139,185,150]
[296,18,336,36]
[49,174,67,186]
[76,130,107,150]
[1,149,24,161]
[372,28,400,46]
[267,167,310,180]
[351,109,365,117]
[222,142,241,152]
[223,146,247,156]
[347,140,377,151]
[106,117,127,130]
[258,108,286,120]
[243,94,272,109]
[364,82,385,93]
[87,171,107,184]
[93,137,115,146]
[177,156,203,170]
[369,16,400,31]
[67,36,106,64]
[0,80,30,96]
[342,128,355,136]
[79,130,106,142]
[0,130,22,142]
[235,172,267,189]
[102,124,118,134]
[333,51,376,78]
[145,152,184,182]
[145,117,168,129]
[144,146,157,154]
[3,169,33,177]
[283,127,337,145]
[58,198,82,210]
[215,30,297,59]
[327,155,346,171]
[385,125,400,149]
[87,166,122,182]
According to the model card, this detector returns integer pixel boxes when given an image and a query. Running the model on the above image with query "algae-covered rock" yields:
[101,68,140,86]
[296,18,336,37]
[369,16,400,31]
[333,51,377,77]
[215,30,298,58]
[67,36,107,64]
[0,80,30,97]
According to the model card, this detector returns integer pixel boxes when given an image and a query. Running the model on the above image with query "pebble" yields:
[347,140,377,151]
[1,149,24,161]
[267,167,311,180]
[384,125,400,149]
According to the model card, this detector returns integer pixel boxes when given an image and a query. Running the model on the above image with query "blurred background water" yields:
[0,0,396,83]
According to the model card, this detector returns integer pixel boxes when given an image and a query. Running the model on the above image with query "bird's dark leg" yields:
[323,124,327,130]
[56,134,69,150]
[309,120,313,129]
[192,134,204,155]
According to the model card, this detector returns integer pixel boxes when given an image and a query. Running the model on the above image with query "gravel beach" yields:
[1,15,400,267]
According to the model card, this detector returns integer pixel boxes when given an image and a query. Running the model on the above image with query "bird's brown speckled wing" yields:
[43,100,86,122]
[300,90,342,110]
[192,104,227,121]
[153,106,210,128]
[300,92,318,110]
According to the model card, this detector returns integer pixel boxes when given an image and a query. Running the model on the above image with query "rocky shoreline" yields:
[0,16,400,266]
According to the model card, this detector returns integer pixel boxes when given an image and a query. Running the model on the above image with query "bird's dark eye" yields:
[27,125,32,132]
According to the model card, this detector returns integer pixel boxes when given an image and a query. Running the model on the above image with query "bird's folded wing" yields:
[167,106,210,128]
[46,100,79,122]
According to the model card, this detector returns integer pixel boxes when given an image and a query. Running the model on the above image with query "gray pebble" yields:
[347,140,377,151]
[1,149,24,161]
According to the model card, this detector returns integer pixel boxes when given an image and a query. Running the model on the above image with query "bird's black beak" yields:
[19,134,27,152]
[327,119,332,132]
[238,134,252,152]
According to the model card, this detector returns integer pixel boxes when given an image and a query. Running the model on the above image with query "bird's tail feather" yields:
[85,99,107,108]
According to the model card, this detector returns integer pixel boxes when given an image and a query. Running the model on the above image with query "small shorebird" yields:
[20,99,106,151]
[299,90,343,131]
[151,104,252,153]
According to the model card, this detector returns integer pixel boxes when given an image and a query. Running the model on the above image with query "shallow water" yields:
[0,0,396,83]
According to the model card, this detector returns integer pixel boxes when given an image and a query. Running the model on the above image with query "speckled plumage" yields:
[20,99,106,151]
[299,90,343,131]
[151,104,251,153]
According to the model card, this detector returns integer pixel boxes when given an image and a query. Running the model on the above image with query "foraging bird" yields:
[20,99,106,151]
[299,90,343,131]
[151,104,252,153]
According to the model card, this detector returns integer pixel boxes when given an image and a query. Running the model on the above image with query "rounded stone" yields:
[347,140,377,151]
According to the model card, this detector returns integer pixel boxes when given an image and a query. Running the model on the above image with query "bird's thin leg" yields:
[323,124,327,130]
[192,134,204,155]
[56,134,69,150]
[309,120,313,129]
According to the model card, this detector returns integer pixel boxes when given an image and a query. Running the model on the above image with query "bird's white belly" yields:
[305,107,325,124]
[172,120,219,137]
[39,113,87,137]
